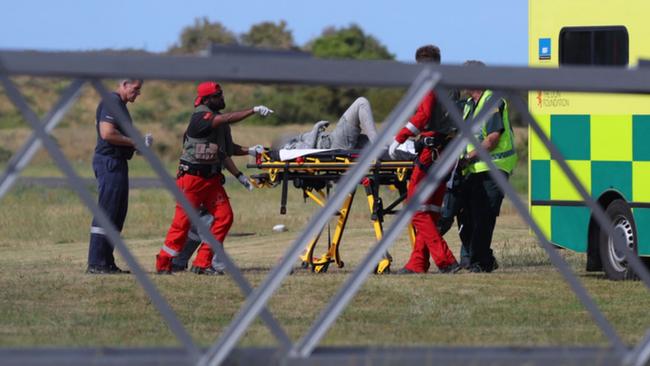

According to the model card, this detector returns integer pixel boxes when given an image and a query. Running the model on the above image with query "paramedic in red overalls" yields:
[388,45,460,274]
[155,81,272,275]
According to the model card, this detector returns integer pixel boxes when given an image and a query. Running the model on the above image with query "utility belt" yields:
[413,132,457,170]
[177,160,222,179]
[414,133,452,153]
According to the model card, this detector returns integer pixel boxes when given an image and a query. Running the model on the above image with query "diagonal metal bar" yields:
[0,75,202,361]
[89,80,293,350]
[199,68,440,366]
[512,96,650,288]
[0,79,85,199]
[625,329,650,366]
[440,88,627,353]
[288,90,506,358]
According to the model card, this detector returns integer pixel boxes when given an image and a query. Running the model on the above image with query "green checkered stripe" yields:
[530,114,650,255]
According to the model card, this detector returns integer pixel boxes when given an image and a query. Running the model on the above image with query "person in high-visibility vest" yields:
[458,60,517,272]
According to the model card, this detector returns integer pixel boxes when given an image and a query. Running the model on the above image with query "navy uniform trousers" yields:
[88,153,129,267]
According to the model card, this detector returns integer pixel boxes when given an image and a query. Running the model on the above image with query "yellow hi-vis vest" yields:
[463,90,517,175]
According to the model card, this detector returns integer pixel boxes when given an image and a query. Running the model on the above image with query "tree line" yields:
[162,18,404,126]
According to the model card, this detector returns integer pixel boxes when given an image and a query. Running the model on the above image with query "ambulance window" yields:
[559,26,628,66]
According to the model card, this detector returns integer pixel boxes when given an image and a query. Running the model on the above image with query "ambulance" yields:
[528,0,650,279]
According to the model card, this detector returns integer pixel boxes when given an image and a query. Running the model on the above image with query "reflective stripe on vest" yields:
[462,90,517,175]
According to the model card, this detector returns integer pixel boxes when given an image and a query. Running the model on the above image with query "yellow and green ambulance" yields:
[529,0,650,280]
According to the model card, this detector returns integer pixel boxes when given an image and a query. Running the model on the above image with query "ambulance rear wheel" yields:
[598,199,640,280]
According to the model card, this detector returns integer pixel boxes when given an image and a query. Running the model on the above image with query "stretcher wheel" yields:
[337,261,344,268]
[301,261,310,269]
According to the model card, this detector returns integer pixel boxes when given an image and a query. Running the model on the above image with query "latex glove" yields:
[253,105,274,117]
[248,144,264,157]
[144,133,153,148]
[388,140,400,160]
[237,173,253,191]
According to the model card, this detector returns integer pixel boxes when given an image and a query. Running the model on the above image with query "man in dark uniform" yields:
[87,78,148,274]
[155,81,271,275]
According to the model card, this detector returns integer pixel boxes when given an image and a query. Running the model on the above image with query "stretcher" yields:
[248,148,416,274]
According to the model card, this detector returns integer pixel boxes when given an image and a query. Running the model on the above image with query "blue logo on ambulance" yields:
[539,38,551,60]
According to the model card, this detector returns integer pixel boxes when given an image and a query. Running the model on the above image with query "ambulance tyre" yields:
[598,199,640,281]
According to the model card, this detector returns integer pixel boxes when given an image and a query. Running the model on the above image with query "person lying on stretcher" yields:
[276,96,419,161]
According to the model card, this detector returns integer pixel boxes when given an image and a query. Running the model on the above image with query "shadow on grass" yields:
[230,232,256,237]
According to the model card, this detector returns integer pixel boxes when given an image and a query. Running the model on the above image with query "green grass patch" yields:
[0,185,648,348]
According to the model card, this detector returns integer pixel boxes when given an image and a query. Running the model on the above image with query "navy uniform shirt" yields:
[95,92,135,159]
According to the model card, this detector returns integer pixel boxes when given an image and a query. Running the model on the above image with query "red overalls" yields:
[156,172,233,271]
[156,104,237,273]
[396,91,457,272]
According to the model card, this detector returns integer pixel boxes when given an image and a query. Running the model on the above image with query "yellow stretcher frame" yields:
[248,150,416,274]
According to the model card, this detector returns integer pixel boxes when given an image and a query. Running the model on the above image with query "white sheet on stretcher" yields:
[277,140,416,162]
[279,149,334,161]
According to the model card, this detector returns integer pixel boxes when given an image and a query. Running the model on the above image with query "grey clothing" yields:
[282,97,378,150]
[172,211,226,271]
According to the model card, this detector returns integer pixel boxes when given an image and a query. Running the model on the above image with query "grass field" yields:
[0,124,648,349]
[1,182,649,349]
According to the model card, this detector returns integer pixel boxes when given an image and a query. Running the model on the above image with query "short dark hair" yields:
[415,45,441,64]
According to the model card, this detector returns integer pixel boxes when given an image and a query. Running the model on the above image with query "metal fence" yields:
[0,50,649,366]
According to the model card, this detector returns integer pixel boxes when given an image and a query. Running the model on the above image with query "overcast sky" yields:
[0,0,528,65]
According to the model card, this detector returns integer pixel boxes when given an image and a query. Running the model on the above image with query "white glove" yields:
[388,140,400,160]
[237,173,253,191]
[144,133,153,148]
[248,144,264,157]
[253,105,274,117]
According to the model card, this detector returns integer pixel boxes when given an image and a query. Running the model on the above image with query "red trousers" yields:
[158,173,233,269]
[403,153,457,272]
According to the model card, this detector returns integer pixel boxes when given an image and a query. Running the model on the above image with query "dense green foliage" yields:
[168,17,237,54]
[240,20,295,49]
[309,24,394,60]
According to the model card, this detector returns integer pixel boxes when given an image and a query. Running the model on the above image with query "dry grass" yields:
[0,182,648,349]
